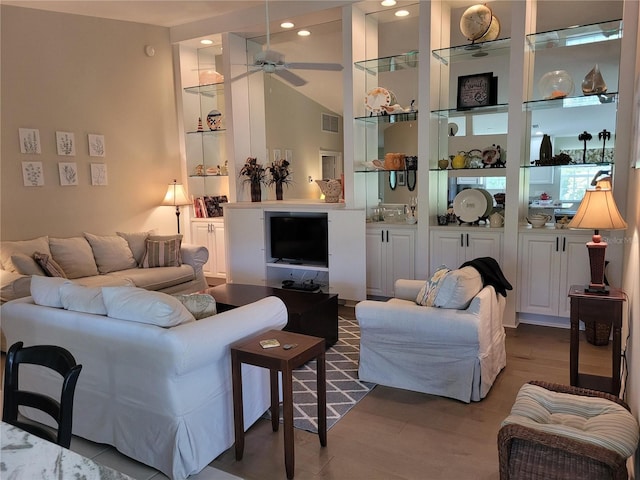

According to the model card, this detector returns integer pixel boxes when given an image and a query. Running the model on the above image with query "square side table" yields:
[230,330,326,479]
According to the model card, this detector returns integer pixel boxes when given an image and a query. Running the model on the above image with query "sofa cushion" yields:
[11,253,45,276]
[84,232,137,274]
[30,276,70,308]
[49,237,99,279]
[59,283,107,315]
[434,266,483,309]
[102,286,195,327]
[416,265,450,307]
[173,293,216,320]
[117,230,155,265]
[33,252,67,278]
[0,236,50,272]
[141,235,183,268]
[107,266,194,291]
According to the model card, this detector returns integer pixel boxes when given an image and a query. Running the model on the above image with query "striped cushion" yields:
[141,238,182,268]
[502,383,639,458]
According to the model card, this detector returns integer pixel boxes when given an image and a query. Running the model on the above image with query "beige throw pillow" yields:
[84,232,137,274]
[434,266,483,309]
[0,236,50,272]
[30,276,70,308]
[49,237,99,279]
[10,253,45,276]
[116,230,155,265]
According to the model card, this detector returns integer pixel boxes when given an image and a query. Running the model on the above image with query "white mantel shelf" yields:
[223,200,353,210]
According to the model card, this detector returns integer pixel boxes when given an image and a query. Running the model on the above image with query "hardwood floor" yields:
[212,305,613,480]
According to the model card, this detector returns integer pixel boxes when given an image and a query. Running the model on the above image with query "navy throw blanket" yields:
[460,257,513,297]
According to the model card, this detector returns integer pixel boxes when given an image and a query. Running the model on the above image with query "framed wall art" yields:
[22,161,44,186]
[19,128,41,154]
[88,134,105,157]
[457,72,497,110]
[56,131,76,156]
[58,162,78,186]
[91,163,108,186]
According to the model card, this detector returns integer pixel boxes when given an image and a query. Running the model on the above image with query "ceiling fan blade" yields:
[274,69,307,87]
[230,69,260,83]
[285,62,344,71]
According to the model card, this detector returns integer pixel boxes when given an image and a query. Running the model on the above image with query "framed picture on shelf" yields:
[457,72,497,110]
[397,171,406,186]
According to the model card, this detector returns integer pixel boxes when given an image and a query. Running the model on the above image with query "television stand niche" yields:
[266,260,329,293]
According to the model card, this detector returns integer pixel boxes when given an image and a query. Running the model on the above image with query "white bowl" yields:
[528,218,548,228]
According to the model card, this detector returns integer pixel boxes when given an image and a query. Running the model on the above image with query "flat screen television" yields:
[269,214,328,267]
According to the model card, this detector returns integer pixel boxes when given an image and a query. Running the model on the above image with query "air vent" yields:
[321,113,339,133]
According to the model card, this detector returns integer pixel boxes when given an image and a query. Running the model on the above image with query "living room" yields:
[1,0,640,478]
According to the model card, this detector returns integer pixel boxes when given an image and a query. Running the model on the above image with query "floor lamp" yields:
[161,180,190,234]
[567,181,627,293]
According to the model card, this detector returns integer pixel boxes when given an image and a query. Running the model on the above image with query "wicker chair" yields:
[498,381,638,480]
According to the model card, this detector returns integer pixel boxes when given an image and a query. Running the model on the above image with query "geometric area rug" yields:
[270,316,376,433]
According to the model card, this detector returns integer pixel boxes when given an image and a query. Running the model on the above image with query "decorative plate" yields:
[453,189,488,223]
[477,188,494,217]
[365,87,396,114]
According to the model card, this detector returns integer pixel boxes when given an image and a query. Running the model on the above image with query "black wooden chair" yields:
[2,341,82,448]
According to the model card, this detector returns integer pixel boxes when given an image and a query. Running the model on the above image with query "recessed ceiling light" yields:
[395,9,410,17]
[200,39,213,45]
[297,30,311,37]
[281,21,294,29]
[381,0,396,6]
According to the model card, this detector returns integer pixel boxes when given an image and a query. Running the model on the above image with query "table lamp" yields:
[567,182,627,293]
[161,180,190,234]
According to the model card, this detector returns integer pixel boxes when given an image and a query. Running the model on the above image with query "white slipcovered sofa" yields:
[356,268,507,403]
[0,281,288,479]
[0,232,208,303]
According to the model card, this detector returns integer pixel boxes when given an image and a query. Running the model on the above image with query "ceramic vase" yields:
[581,64,607,95]
[250,181,261,202]
[275,182,283,201]
[539,134,552,163]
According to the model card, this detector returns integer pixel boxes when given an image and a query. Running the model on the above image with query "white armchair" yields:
[356,278,506,403]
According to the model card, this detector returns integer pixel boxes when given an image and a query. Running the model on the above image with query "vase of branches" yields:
[268,159,291,201]
[239,157,266,202]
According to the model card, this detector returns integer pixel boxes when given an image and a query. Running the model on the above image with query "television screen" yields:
[270,214,328,266]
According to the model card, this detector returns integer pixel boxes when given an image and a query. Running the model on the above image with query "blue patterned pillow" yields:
[416,265,451,306]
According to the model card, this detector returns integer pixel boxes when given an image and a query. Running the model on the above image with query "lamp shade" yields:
[161,180,190,207]
[567,186,627,231]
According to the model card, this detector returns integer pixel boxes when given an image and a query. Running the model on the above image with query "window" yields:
[558,165,602,201]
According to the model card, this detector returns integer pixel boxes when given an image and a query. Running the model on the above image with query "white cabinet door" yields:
[518,234,560,316]
[225,208,265,285]
[366,227,387,297]
[430,230,502,274]
[366,226,415,297]
[211,221,226,278]
[518,232,591,317]
[386,228,415,296]
[191,222,214,276]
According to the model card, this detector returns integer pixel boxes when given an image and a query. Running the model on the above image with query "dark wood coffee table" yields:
[205,283,339,348]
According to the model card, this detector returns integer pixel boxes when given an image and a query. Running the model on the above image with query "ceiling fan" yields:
[238,0,343,87]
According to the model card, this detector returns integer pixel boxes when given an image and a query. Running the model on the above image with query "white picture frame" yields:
[88,134,105,157]
[22,161,44,186]
[91,163,108,186]
[273,149,281,163]
[285,149,292,162]
[19,128,41,154]
[56,131,76,156]
[58,162,78,186]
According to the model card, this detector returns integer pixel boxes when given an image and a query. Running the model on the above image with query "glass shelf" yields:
[432,38,510,66]
[526,20,622,51]
[521,162,612,168]
[187,129,227,135]
[189,174,229,178]
[430,103,509,118]
[354,52,419,74]
[184,82,224,98]
[355,111,418,124]
[429,168,506,177]
[355,168,416,173]
[524,93,617,111]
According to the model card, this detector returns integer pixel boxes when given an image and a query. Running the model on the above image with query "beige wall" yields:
[1,5,181,240]
[264,75,343,201]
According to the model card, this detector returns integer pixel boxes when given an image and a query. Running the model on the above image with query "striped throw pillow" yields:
[141,238,182,268]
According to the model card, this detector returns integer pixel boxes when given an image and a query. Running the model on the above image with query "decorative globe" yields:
[538,70,574,100]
